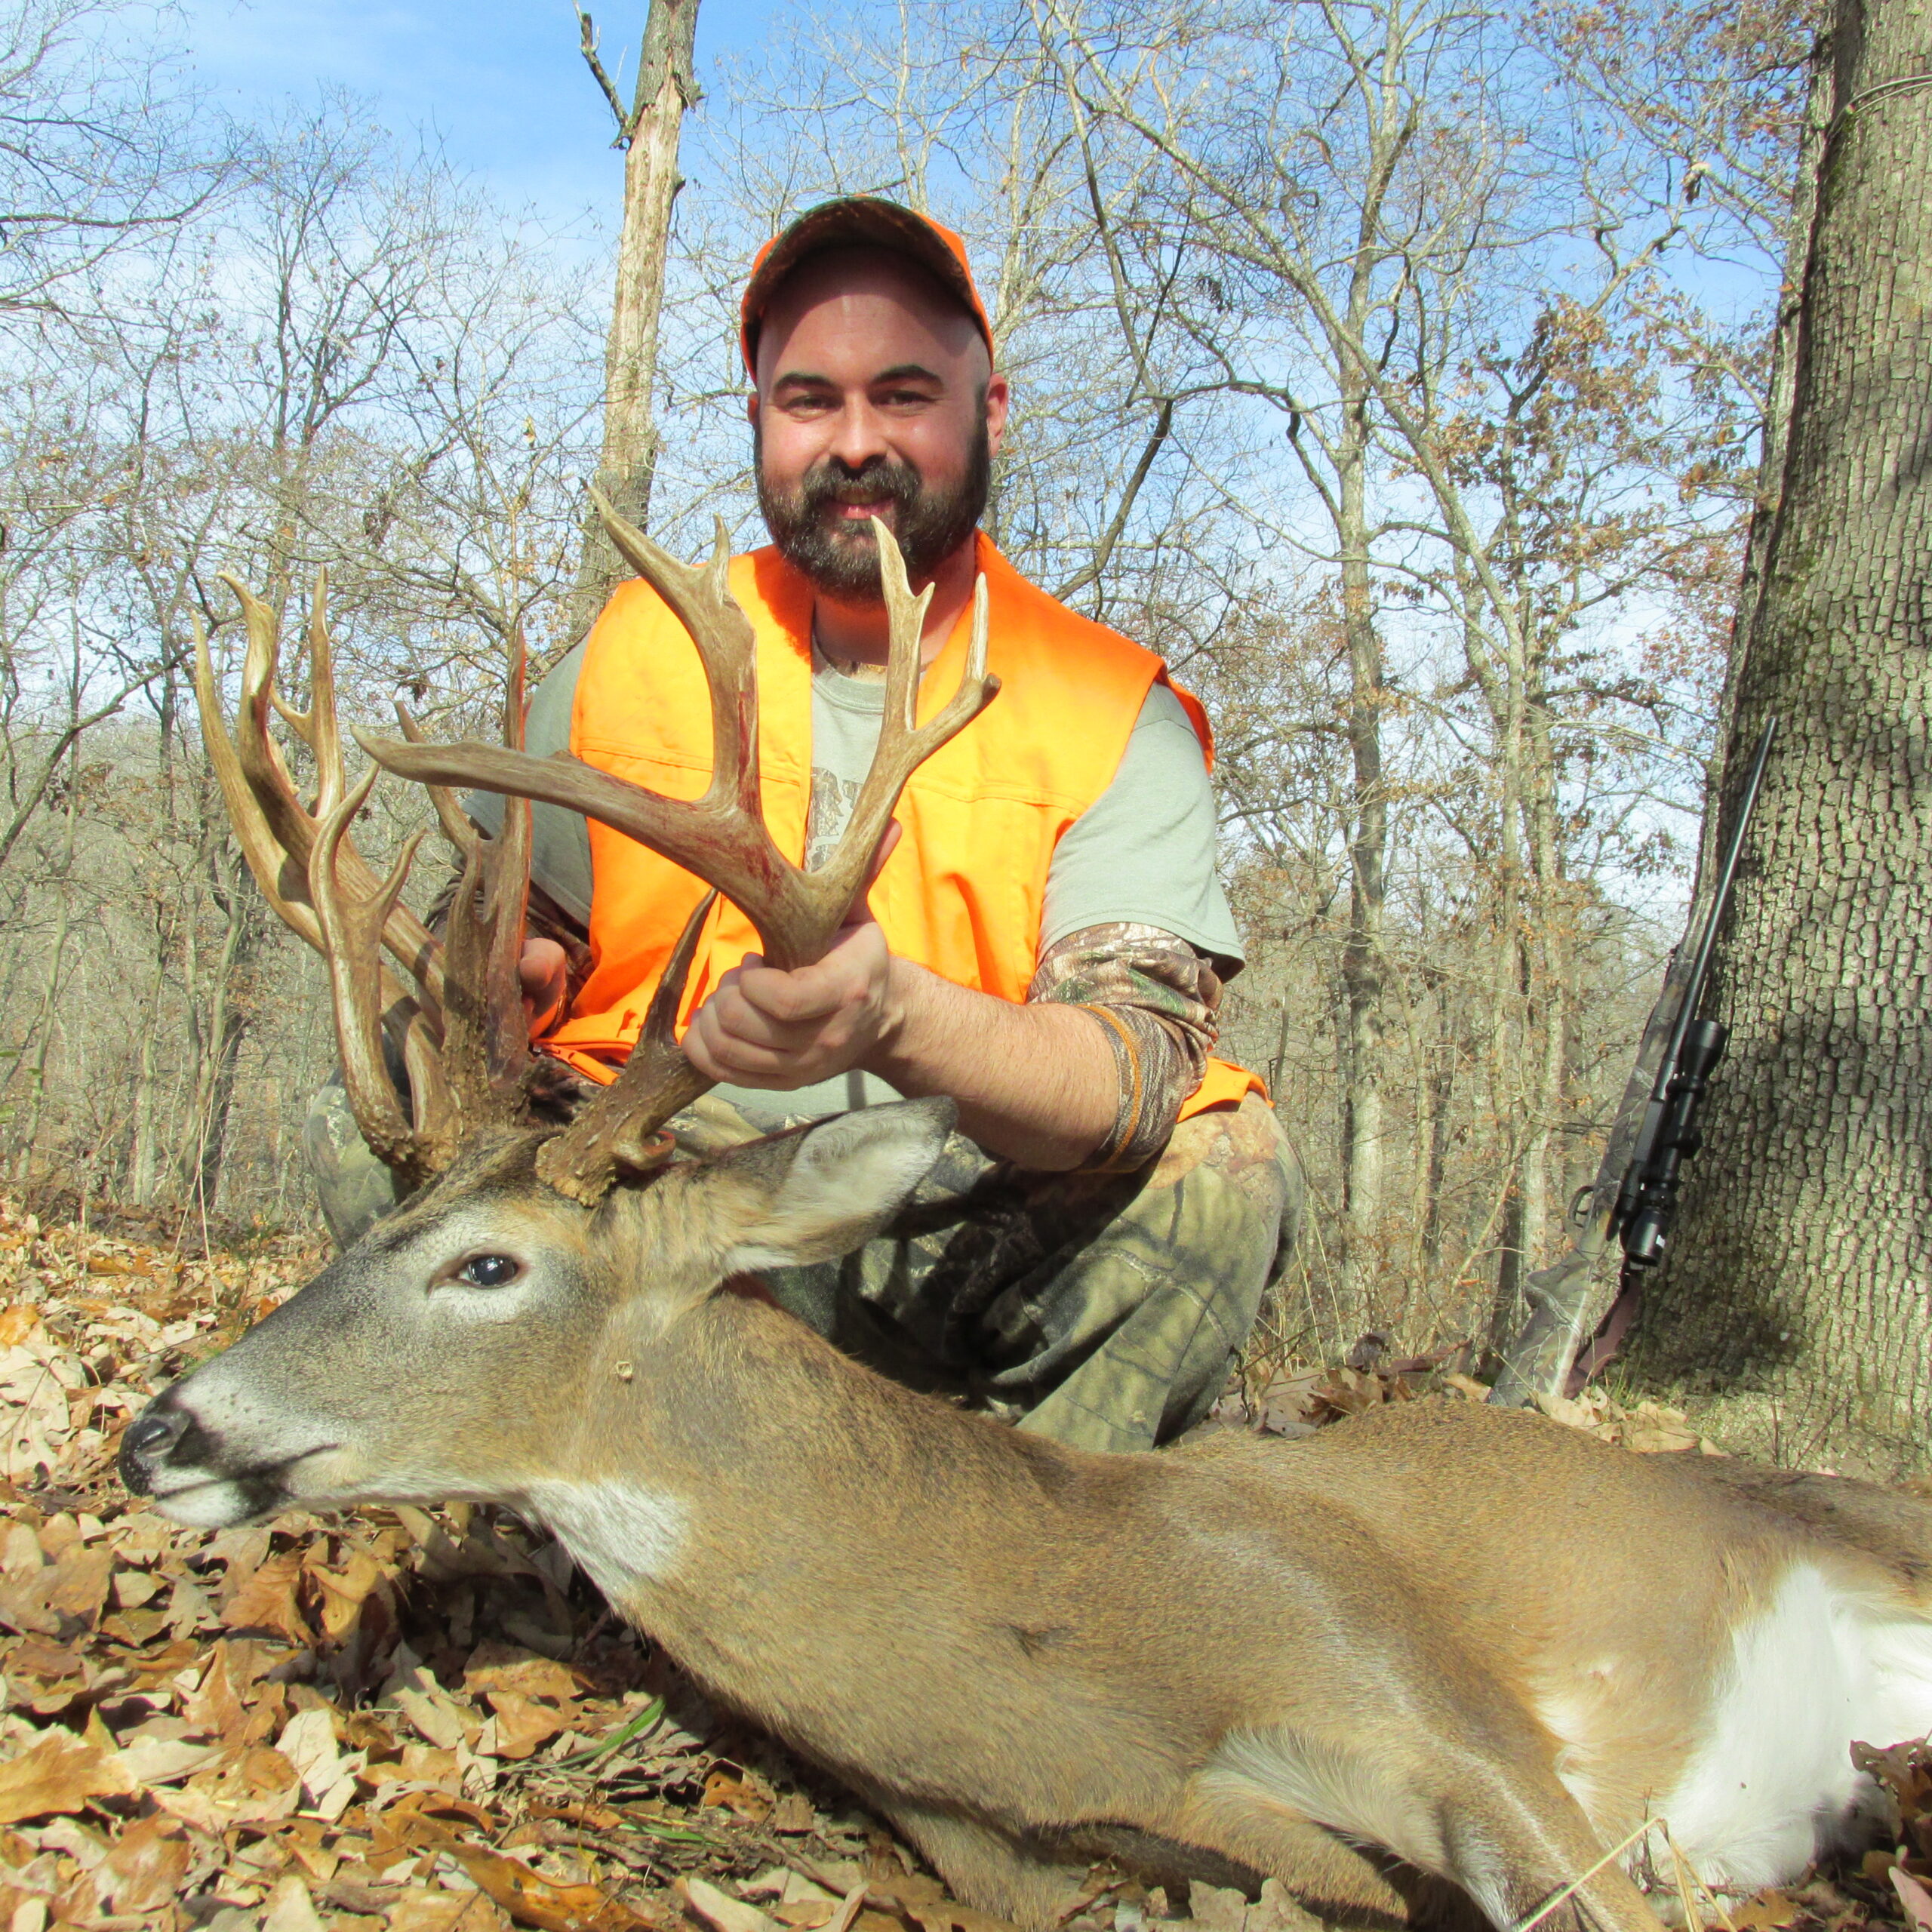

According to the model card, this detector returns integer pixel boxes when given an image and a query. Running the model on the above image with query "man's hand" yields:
[519,937,570,1036]
[683,920,897,1089]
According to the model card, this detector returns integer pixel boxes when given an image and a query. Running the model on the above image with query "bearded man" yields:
[306,198,1301,1454]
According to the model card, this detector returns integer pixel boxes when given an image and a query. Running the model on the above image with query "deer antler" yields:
[362,491,999,1204]
[192,572,536,1191]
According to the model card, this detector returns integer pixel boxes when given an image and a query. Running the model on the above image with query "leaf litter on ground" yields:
[0,1196,1919,1932]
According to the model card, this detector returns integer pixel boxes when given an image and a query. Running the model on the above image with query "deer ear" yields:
[717,1098,955,1272]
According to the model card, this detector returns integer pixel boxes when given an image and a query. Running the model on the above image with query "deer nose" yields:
[119,1402,189,1494]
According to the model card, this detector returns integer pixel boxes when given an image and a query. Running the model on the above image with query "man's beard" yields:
[756,425,991,601]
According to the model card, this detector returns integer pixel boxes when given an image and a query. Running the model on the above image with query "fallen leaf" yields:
[43,1544,113,1627]
[487,1690,570,1761]
[768,1791,817,1835]
[1728,1891,1798,1932]
[683,1877,782,1932]
[221,1549,312,1645]
[396,1686,469,1752]
[306,1549,394,1642]
[262,1872,328,1932]
[465,1649,586,1703]
[701,1769,773,1823]
[0,1307,40,1346]
[0,1728,134,1824]
[277,1706,343,1802]
[182,1641,248,1745]
[112,1736,223,1786]
[96,1814,192,1915]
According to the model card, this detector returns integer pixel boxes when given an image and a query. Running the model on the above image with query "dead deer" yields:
[122,500,1932,1932]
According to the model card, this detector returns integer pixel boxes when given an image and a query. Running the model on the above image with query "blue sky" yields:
[177,0,777,225]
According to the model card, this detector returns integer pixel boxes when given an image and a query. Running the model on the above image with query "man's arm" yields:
[677,917,1225,1172]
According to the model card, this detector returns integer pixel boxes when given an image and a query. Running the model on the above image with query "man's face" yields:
[751,248,1009,599]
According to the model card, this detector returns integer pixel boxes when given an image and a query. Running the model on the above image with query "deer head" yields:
[120,1100,957,1529]
[122,496,996,1524]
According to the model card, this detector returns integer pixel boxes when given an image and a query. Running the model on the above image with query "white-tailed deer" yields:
[124,502,1932,1932]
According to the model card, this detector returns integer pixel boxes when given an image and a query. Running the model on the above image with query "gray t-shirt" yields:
[470,640,1241,1128]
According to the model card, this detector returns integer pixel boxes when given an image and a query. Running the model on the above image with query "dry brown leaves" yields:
[1214,1346,1728,1458]
[0,1200,1002,1932]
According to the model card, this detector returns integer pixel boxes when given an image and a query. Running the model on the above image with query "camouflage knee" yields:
[302,1075,405,1251]
[1006,1092,1300,1451]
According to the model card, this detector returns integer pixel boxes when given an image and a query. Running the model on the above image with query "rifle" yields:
[1488,716,1777,1408]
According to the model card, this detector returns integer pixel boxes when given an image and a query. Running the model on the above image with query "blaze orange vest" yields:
[545,534,1262,1122]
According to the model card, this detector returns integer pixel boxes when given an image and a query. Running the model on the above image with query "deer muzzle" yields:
[119,1371,343,1528]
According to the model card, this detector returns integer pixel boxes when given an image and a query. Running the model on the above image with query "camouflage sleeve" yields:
[1027,921,1225,1172]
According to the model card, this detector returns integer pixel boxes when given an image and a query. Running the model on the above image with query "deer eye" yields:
[455,1254,521,1288]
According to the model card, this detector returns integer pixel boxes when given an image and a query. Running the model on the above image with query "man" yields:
[307,198,1301,1453]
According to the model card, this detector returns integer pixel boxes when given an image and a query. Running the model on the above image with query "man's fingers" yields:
[705,962,832,1040]
[734,958,855,1025]
[519,936,570,1035]
[682,1005,823,1089]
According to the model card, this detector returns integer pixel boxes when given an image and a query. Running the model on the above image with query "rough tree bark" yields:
[1625,0,1932,1476]
[571,0,703,632]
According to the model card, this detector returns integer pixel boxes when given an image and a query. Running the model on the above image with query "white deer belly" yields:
[1663,1562,1932,1892]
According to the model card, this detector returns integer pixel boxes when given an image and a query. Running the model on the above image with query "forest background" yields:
[0,0,1819,1377]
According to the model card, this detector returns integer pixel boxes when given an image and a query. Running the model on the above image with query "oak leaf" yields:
[485,1690,570,1761]
[220,1550,312,1645]
[96,1814,192,1914]
[0,1727,134,1824]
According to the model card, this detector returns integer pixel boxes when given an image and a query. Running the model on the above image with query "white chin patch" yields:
[149,1478,270,1530]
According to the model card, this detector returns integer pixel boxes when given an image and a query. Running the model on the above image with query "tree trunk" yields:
[572,0,703,633]
[179,855,260,1215]
[1334,367,1388,1333]
[1625,0,1932,1476]
[13,748,81,1183]
[1695,34,1834,888]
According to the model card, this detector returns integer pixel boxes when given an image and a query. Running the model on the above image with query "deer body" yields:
[125,1108,1932,1932]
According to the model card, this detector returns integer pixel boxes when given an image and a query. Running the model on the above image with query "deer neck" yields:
[519,1285,1104,1731]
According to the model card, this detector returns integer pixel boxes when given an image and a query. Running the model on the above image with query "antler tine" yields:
[793,518,998,951]
[394,698,481,860]
[311,764,454,1186]
[191,618,323,950]
[225,575,324,908]
[217,571,445,1012]
[438,625,535,1126]
[537,891,717,1203]
[589,488,763,826]
[266,570,346,820]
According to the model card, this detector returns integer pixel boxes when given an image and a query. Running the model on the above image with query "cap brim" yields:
[741,198,993,375]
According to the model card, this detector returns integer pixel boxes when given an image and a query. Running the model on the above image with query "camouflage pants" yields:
[303,1082,1301,1454]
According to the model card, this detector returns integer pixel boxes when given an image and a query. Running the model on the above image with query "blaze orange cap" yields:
[740,197,995,379]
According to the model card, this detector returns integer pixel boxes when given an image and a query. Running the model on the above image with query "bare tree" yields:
[571,0,703,626]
